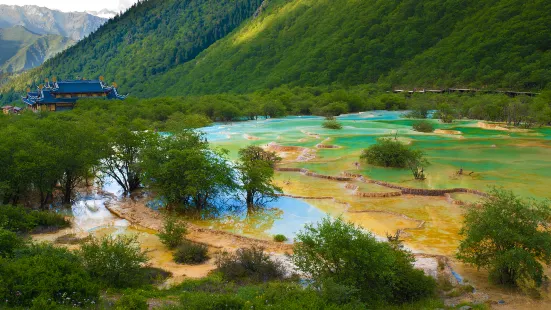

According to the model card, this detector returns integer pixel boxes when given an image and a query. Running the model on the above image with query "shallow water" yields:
[198,112,551,255]
[61,112,551,258]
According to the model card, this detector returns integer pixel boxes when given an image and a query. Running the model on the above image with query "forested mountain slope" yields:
[0,26,74,73]
[141,0,550,96]
[1,0,549,103]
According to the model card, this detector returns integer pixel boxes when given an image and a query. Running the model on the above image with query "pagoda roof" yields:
[21,79,127,108]
[52,80,108,93]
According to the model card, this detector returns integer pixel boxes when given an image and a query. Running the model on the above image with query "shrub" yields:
[0,244,99,308]
[361,139,430,180]
[412,120,434,133]
[115,292,148,310]
[80,235,149,288]
[291,217,436,305]
[250,282,363,309]
[158,216,187,249]
[457,188,551,289]
[31,210,71,233]
[0,205,70,233]
[361,138,421,168]
[0,228,26,258]
[273,234,288,242]
[179,292,245,310]
[0,205,35,232]
[322,117,343,130]
[140,267,173,285]
[318,278,361,306]
[174,241,209,264]
[215,246,285,283]
[404,103,431,119]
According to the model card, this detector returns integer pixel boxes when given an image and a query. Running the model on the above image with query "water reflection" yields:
[192,197,326,241]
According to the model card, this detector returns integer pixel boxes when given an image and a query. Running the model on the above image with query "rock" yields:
[459,306,472,310]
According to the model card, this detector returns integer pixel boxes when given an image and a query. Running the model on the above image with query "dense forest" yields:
[1,0,550,105]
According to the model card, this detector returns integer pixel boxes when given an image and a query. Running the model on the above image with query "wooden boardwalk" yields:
[392,88,540,97]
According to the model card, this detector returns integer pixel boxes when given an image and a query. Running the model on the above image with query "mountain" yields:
[0,26,75,73]
[1,0,550,102]
[141,0,551,95]
[0,5,107,41]
[86,9,118,20]
[2,0,264,93]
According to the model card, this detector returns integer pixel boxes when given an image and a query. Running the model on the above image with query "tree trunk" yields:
[246,190,254,209]
[128,174,141,193]
[63,173,73,205]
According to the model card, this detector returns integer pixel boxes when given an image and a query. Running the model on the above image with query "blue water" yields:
[263,197,326,240]
[199,111,405,142]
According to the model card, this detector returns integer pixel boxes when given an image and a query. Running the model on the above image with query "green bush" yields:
[0,228,26,258]
[31,210,71,233]
[0,243,99,308]
[458,189,551,289]
[178,291,245,310]
[140,267,173,285]
[215,246,285,283]
[115,292,148,310]
[174,241,209,264]
[0,205,36,232]
[250,282,363,309]
[273,234,288,242]
[318,278,362,306]
[80,235,149,288]
[158,216,187,249]
[412,120,434,133]
[361,138,424,168]
[0,205,70,233]
[291,217,436,305]
[322,118,343,130]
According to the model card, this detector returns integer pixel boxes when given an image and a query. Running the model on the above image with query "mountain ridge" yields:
[1,0,549,104]
[0,25,75,74]
[0,4,107,41]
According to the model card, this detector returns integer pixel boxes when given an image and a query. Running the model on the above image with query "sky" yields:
[0,0,138,12]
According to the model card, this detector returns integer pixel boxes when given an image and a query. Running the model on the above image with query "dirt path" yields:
[105,198,293,254]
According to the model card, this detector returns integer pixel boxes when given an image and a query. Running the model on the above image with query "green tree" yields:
[142,131,237,214]
[165,112,212,131]
[412,120,434,133]
[457,188,551,289]
[435,102,456,123]
[405,102,431,119]
[102,122,155,193]
[47,116,104,204]
[361,138,429,180]
[262,102,286,119]
[237,146,281,212]
[291,217,436,304]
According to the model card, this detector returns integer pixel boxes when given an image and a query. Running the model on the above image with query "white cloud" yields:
[0,0,138,13]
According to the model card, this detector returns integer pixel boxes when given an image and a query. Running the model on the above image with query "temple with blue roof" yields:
[22,77,126,111]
